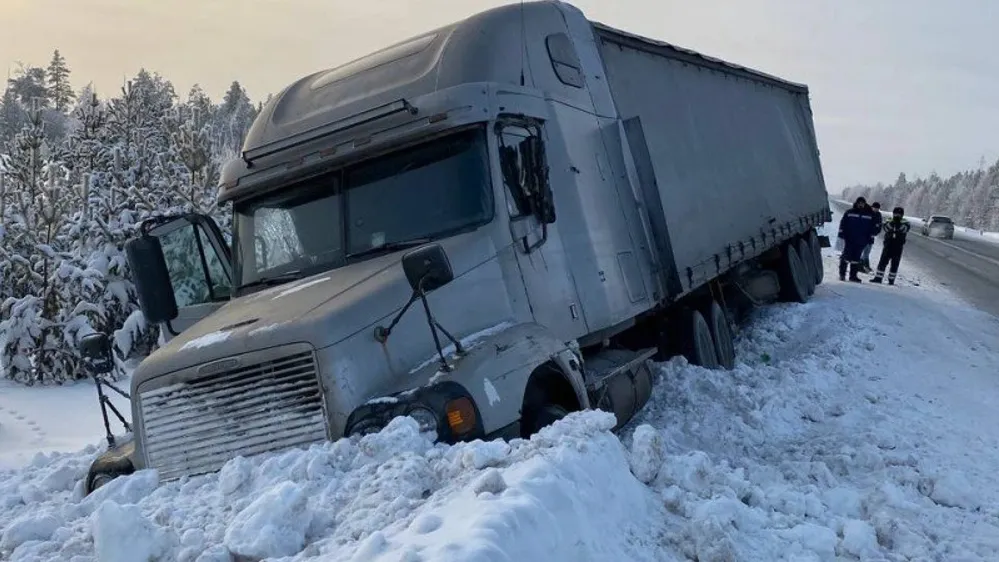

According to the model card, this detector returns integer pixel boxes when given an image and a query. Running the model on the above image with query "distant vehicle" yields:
[922,215,955,239]
[78,0,831,494]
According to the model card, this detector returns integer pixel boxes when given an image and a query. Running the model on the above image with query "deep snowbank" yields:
[1,410,673,562]
[4,247,999,561]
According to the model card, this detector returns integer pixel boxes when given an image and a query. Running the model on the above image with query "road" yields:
[830,200,999,318]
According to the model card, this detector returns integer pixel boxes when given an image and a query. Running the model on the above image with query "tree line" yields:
[0,50,259,384]
[842,158,999,230]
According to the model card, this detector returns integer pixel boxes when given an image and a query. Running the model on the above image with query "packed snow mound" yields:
[4,253,999,560]
[0,410,672,561]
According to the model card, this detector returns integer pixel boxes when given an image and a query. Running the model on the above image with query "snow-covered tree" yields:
[845,157,999,230]
[46,50,75,113]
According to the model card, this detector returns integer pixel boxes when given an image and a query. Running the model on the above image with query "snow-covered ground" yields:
[0,375,131,470]
[4,223,999,560]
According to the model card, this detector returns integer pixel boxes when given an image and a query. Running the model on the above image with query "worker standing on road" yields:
[860,202,882,273]
[838,197,877,282]
[871,207,911,285]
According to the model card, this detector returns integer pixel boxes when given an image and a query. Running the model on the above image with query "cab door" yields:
[140,214,232,342]
[496,119,585,337]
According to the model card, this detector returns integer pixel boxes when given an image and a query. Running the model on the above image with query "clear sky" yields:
[2,0,997,192]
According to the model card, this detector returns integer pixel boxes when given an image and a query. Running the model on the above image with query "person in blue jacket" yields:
[838,197,877,282]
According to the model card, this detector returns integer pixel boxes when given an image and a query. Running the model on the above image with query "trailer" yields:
[79,0,830,492]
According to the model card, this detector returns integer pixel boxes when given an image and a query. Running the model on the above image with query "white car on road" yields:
[922,215,955,239]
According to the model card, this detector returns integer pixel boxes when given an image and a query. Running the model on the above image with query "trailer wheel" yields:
[682,309,720,369]
[705,301,735,370]
[778,244,810,304]
[807,230,824,286]
[796,238,817,296]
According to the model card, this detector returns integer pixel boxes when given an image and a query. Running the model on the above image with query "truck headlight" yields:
[344,381,483,443]
[347,418,387,436]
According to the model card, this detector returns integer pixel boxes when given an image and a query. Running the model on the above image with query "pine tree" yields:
[46,50,75,113]
[7,65,50,108]
[0,86,26,144]
[2,57,268,385]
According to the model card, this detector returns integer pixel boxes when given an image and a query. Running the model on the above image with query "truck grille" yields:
[138,348,328,481]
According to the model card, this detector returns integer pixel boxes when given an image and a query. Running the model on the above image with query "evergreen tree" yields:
[7,65,50,108]
[0,86,26,144]
[46,50,75,113]
[1,54,263,384]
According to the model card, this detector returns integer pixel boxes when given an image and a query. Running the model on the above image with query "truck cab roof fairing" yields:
[224,2,592,192]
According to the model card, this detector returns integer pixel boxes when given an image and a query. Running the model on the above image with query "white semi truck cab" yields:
[79,0,830,493]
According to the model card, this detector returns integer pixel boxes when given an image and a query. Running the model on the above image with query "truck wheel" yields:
[705,301,735,370]
[525,403,570,435]
[796,239,817,296]
[520,367,577,437]
[682,309,720,369]
[778,244,809,304]
[807,230,824,286]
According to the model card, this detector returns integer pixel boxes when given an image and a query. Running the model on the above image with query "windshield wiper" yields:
[238,270,305,291]
[347,239,432,261]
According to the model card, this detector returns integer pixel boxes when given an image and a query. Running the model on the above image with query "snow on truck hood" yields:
[136,250,410,381]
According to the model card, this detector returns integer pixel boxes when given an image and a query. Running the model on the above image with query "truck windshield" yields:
[232,127,493,289]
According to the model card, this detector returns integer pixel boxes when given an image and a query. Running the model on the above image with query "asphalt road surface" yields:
[830,200,999,318]
[903,229,999,317]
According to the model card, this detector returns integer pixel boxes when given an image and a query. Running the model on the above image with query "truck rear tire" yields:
[807,230,824,286]
[778,244,810,304]
[705,301,735,370]
[682,309,720,369]
[796,238,817,296]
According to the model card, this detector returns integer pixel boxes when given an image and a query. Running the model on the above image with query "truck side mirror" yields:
[125,234,179,324]
[402,244,453,293]
[79,332,114,375]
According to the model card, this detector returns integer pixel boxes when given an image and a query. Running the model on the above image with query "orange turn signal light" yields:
[445,397,476,435]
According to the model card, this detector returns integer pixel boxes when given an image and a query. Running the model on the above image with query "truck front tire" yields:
[520,365,579,438]
[524,403,570,435]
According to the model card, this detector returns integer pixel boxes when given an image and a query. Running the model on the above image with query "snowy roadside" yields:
[4,235,999,560]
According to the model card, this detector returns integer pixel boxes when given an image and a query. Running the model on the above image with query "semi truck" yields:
[79,0,831,492]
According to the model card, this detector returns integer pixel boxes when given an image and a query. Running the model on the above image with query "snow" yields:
[4,218,999,560]
[275,276,332,299]
[0,375,131,469]
[178,329,233,351]
[407,321,515,374]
